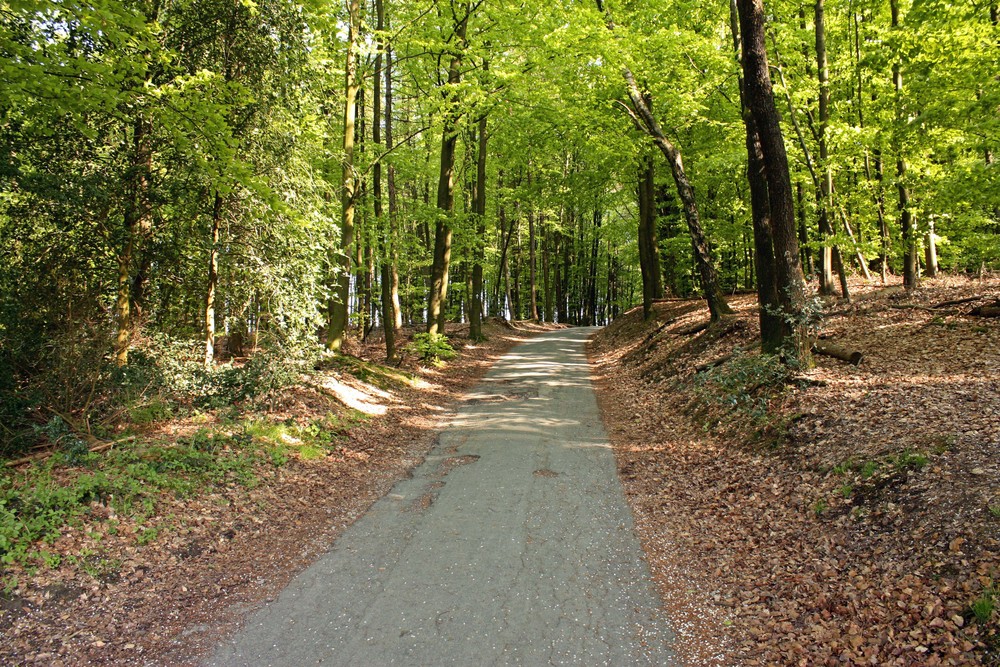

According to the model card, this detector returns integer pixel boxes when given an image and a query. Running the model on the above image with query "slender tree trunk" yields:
[586,209,601,326]
[737,0,811,364]
[815,0,837,296]
[115,114,152,366]
[796,181,813,276]
[891,0,918,291]
[637,153,663,320]
[469,113,488,340]
[528,208,539,321]
[374,0,399,361]
[925,217,939,277]
[427,5,470,335]
[620,71,733,321]
[327,0,360,352]
[204,191,222,365]
[542,219,553,322]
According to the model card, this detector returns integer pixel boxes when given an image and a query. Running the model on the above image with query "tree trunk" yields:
[375,0,400,361]
[891,0,918,292]
[469,113,488,340]
[620,70,733,321]
[925,217,939,277]
[114,114,152,366]
[427,5,470,335]
[542,219,553,322]
[637,153,662,320]
[327,0,360,352]
[586,209,601,326]
[731,0,782,352]
[737,0,812,364]
[528,208,539,321]
[815,0,837,297]
[204,191,222,365]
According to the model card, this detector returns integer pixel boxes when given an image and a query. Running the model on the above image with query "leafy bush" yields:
[693,352,791,424]
[407,333,456,363]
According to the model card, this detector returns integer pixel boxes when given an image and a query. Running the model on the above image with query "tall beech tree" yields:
[427,2,475,336]
[328,0,362,352]
[737,0,811,363]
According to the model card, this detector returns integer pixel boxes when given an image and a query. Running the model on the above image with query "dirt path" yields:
[205,328,676,666]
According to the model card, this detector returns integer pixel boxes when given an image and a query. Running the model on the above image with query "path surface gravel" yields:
[205,327,676,666]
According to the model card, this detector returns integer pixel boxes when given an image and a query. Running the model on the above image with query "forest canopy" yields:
[1,0,998,454]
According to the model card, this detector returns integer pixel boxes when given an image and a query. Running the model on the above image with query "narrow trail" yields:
[205,328,676,666]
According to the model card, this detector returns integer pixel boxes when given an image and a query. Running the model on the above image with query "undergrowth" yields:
[0,410,367,584]
[690,351,793,444]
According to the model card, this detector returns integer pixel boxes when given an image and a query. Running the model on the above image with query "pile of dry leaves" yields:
[590,275,999,666]
[0,320,554,666]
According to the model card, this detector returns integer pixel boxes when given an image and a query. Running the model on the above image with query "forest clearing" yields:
[2,0,999,664]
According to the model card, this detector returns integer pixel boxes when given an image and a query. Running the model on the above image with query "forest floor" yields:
[0,319,562,666]
[590,274,1000,666]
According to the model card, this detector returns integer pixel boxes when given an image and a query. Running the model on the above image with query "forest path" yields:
[205,327,676,666]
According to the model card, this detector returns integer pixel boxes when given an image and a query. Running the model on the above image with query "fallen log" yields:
[677,320,710,336]
[970,305,1000,318]
[813,340,863,366]
[695,353,733,373]
[5,436,136,468]
[932,295,985,309]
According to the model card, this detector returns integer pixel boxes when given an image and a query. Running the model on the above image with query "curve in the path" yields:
[205,327,677,666]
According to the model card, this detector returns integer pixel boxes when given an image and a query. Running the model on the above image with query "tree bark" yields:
[204,191,222,365]
[619,70,733,321]
[815,0,837,296]
[737,0,812,364]
[925,216,939,277]
[528,208,539,321]
[114,114,152,366]
[891,0,918,291]
[327,0,360,352]
[730,0,782,352]
[469,113,488,340]
[637,153,663,320]
[427,4,470,335]
[375,0,400,361]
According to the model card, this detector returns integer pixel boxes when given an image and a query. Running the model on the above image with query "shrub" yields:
[407,333,456,363]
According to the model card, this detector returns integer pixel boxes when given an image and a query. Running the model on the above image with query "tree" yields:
[737,0,811,363]
[328,0,362,352]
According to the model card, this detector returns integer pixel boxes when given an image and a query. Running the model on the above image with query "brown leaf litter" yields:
[590,275,999,666]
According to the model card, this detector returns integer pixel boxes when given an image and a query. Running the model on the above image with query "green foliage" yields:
[971,585,997,625]
[693,352,792,431]
[407,333,457,364]
[0,425,286,569]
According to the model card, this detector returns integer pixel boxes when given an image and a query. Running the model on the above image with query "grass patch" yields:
[0,423,290,575]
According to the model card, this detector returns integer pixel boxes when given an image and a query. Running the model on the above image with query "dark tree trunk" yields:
[327,0,360,352]
[891,0,918,291]
[731,0,782,352]
[620,70,733,321]
[204,191,222,365]
[528,208,539,321]
[469,114,488,340]
[815,0,837,296]
[637,154,663,320]
[737,0,812,364]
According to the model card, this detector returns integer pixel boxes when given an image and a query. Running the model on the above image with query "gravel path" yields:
[205,327,676,666]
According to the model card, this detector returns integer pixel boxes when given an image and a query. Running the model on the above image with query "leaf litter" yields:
[590,275,999,666]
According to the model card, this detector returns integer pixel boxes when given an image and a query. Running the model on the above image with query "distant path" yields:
[206,328,676,666]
